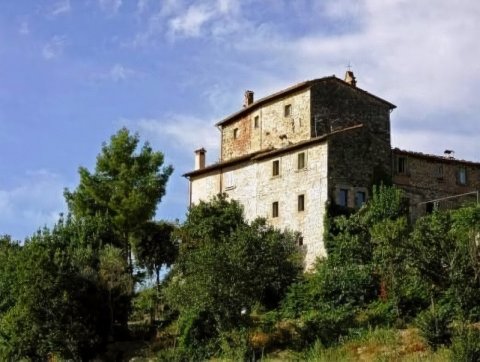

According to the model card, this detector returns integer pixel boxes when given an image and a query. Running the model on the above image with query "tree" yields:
[0,221,110,360]
[99,245,133,341]
[64,127,173,268]
[166,195,302,357]
[134,221,177,287]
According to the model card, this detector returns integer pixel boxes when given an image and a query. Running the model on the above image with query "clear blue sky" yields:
[1,0,479,240]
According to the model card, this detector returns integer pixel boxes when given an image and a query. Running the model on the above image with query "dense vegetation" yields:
[1,128,479,360]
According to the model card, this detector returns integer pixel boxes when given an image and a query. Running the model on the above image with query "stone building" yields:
[184,72,480,268]
[392,148,480,219]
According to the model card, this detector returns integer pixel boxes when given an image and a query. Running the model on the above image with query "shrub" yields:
[451,324,480,362]
[415,305,453,349]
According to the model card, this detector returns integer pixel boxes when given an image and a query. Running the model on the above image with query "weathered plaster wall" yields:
[190,170,221,205]
[221,89,311,161]
[190,142,329,269]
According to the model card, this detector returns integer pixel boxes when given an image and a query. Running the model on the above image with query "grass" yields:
[261,327,451,362]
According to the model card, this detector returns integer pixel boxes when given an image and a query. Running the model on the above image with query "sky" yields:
[1,0,479,241]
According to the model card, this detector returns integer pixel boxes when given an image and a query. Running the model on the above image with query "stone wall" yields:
[309,80,393,204]
[190,141,329,269]
[221,89,311,161]
[392,151,480,219]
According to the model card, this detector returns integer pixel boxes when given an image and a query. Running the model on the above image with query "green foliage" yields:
[451,323,480,361]
[166,194,302,356]
[134,221,177,285]
[407,205,480,320]
[416,303,453,349]
[0,222,110,360]
[64,127,173,262]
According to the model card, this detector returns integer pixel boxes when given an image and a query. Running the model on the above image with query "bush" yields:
[299,305,356,347]
[451,324,480,362]
[355,300,396,328]
[416,305,453,349]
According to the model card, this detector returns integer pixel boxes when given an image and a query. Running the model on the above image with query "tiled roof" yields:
[393,148,480,166]
[183,124,364,178]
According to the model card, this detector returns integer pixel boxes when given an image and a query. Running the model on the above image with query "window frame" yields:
[298,194,305,212]
[355,191,366,208]
[458,166,467,185]
[272,201,279,218]
[397,156,407,174]
[338,188,349,207]
[272,160,280,177]
[297,152,306,170]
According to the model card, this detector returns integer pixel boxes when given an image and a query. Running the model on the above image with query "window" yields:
[355,191,366,208]
[298,194,305,212]
[458,166,467,185]
[397,156,406,174]
[272,160,280,176]
[297,152,305,169]
[297,236,304,246]
[338,189,349,207]
[284,104,291,117]
[254,116,259,128]
[435,165,444,179]
[233,128,239,139]
[272,201,279,218]
[224,172,235,190]
[425,202,438,214]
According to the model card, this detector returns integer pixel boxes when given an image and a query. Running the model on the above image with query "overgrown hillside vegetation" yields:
[1,128,479,360]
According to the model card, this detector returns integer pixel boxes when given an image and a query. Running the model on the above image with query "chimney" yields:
[444,149,455,159]
[243,90,254,107]
[344,71,357,87]
[194,148,206,170]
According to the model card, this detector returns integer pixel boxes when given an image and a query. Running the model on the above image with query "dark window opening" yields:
[272,201,279,218]
[297,236,303,246]
[298,194,305,212]
[254,116,259,128]
[284,104,291,117]
[397,157,406,174]
[355,191,366,208]
[426,202,434,214]
[338,189,349,207]
[233,128,239,139]
[272,160,280,176]
[297,152,305,169]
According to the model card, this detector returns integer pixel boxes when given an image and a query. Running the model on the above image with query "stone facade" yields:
[220,87,312,161]
[393,149,480,219]
[184,73,479,269]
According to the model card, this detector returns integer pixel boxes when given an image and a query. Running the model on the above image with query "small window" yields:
[254,116,259,128]
[426,202,434,214]
[397,157,406,174]
[435,165,444,179]
[338,189,349,207]
[272,160,280,176]
[233,128,239,139]
[297,152,305,169]
[297,236,303,246]
[284,104,291,117]
[458,167,467,185]
[298,194,305,212]
[272,201,279,218]
[355,191,366,208]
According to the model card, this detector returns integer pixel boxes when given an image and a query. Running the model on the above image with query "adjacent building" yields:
[184,72,480,268]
